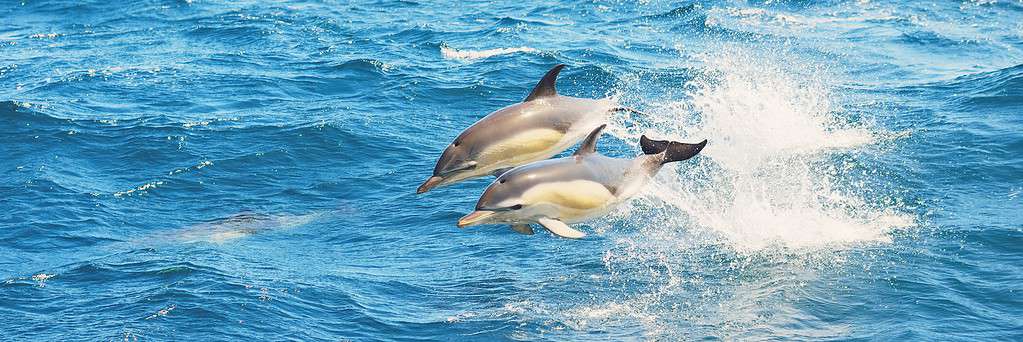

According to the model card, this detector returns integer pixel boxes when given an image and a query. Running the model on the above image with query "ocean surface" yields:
[2,0,1021,340]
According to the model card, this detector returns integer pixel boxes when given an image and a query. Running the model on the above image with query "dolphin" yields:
[418,64,634,194]
[456,124,706,238]
[169,212,322,243]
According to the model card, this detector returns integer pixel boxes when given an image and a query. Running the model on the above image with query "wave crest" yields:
[440,46,538,60]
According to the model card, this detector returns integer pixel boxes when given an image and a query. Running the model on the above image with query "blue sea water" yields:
[2,0,1022,340]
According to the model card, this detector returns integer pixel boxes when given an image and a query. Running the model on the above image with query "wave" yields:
[638,4,703,21]
[933,64,1023,108]
[493,16,562,27]
[0,100,29,115]
[623,4,763,40]
[708,6,908,29]
[440,46,539,60]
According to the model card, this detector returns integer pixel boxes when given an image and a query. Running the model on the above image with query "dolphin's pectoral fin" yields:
[491,167,513,177]
[524,64,565,102]
[573,124,606,157]
[510,224,534,235]
[538,217,585,239]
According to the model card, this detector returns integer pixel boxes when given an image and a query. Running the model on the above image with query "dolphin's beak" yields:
[417,176,444,194]
[457,210,495,228]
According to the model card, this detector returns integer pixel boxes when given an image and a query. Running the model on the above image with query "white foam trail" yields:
[440,46,538,60]
[609,47,914,252]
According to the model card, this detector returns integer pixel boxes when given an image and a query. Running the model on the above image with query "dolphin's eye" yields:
[510,204,522,210]
[499,178,507,184]
[453,140,461,147]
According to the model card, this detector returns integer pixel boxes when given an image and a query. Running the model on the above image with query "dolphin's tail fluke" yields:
[640,135,707,164]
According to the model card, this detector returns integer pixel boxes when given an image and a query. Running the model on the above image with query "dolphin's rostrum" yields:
[457,124,707,238]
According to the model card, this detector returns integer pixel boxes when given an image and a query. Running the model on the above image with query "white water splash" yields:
[609,47,913,252]
[440,46,538,60]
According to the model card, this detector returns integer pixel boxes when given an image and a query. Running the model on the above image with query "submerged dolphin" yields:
[170,212,322,243]
[456,125,706,238]
[418,64,630,194]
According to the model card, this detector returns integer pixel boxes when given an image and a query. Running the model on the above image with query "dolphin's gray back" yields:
[456,96,609,156]
[490,154,636,199]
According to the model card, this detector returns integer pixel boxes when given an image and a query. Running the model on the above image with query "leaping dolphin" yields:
[456,124,707,238]
[418,64,633,194]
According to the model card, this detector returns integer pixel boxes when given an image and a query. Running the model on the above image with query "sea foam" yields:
[608,46,914,252]
[440,46,539,60]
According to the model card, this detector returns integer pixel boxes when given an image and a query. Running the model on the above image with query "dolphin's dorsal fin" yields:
[574,124,607,156]
[524,64,565,102]
[538,217,585,239]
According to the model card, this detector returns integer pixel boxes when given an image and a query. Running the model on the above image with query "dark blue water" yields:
[2,1,1021,340]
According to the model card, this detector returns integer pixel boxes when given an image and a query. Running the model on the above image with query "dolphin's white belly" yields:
[520,179,619,223]
[477,128,566,171]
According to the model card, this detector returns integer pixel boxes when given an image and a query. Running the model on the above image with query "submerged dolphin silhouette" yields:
[457,125,707,238]
[172,212,322,243]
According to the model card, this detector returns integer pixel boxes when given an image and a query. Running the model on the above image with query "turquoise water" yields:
[2,0,1022,340]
